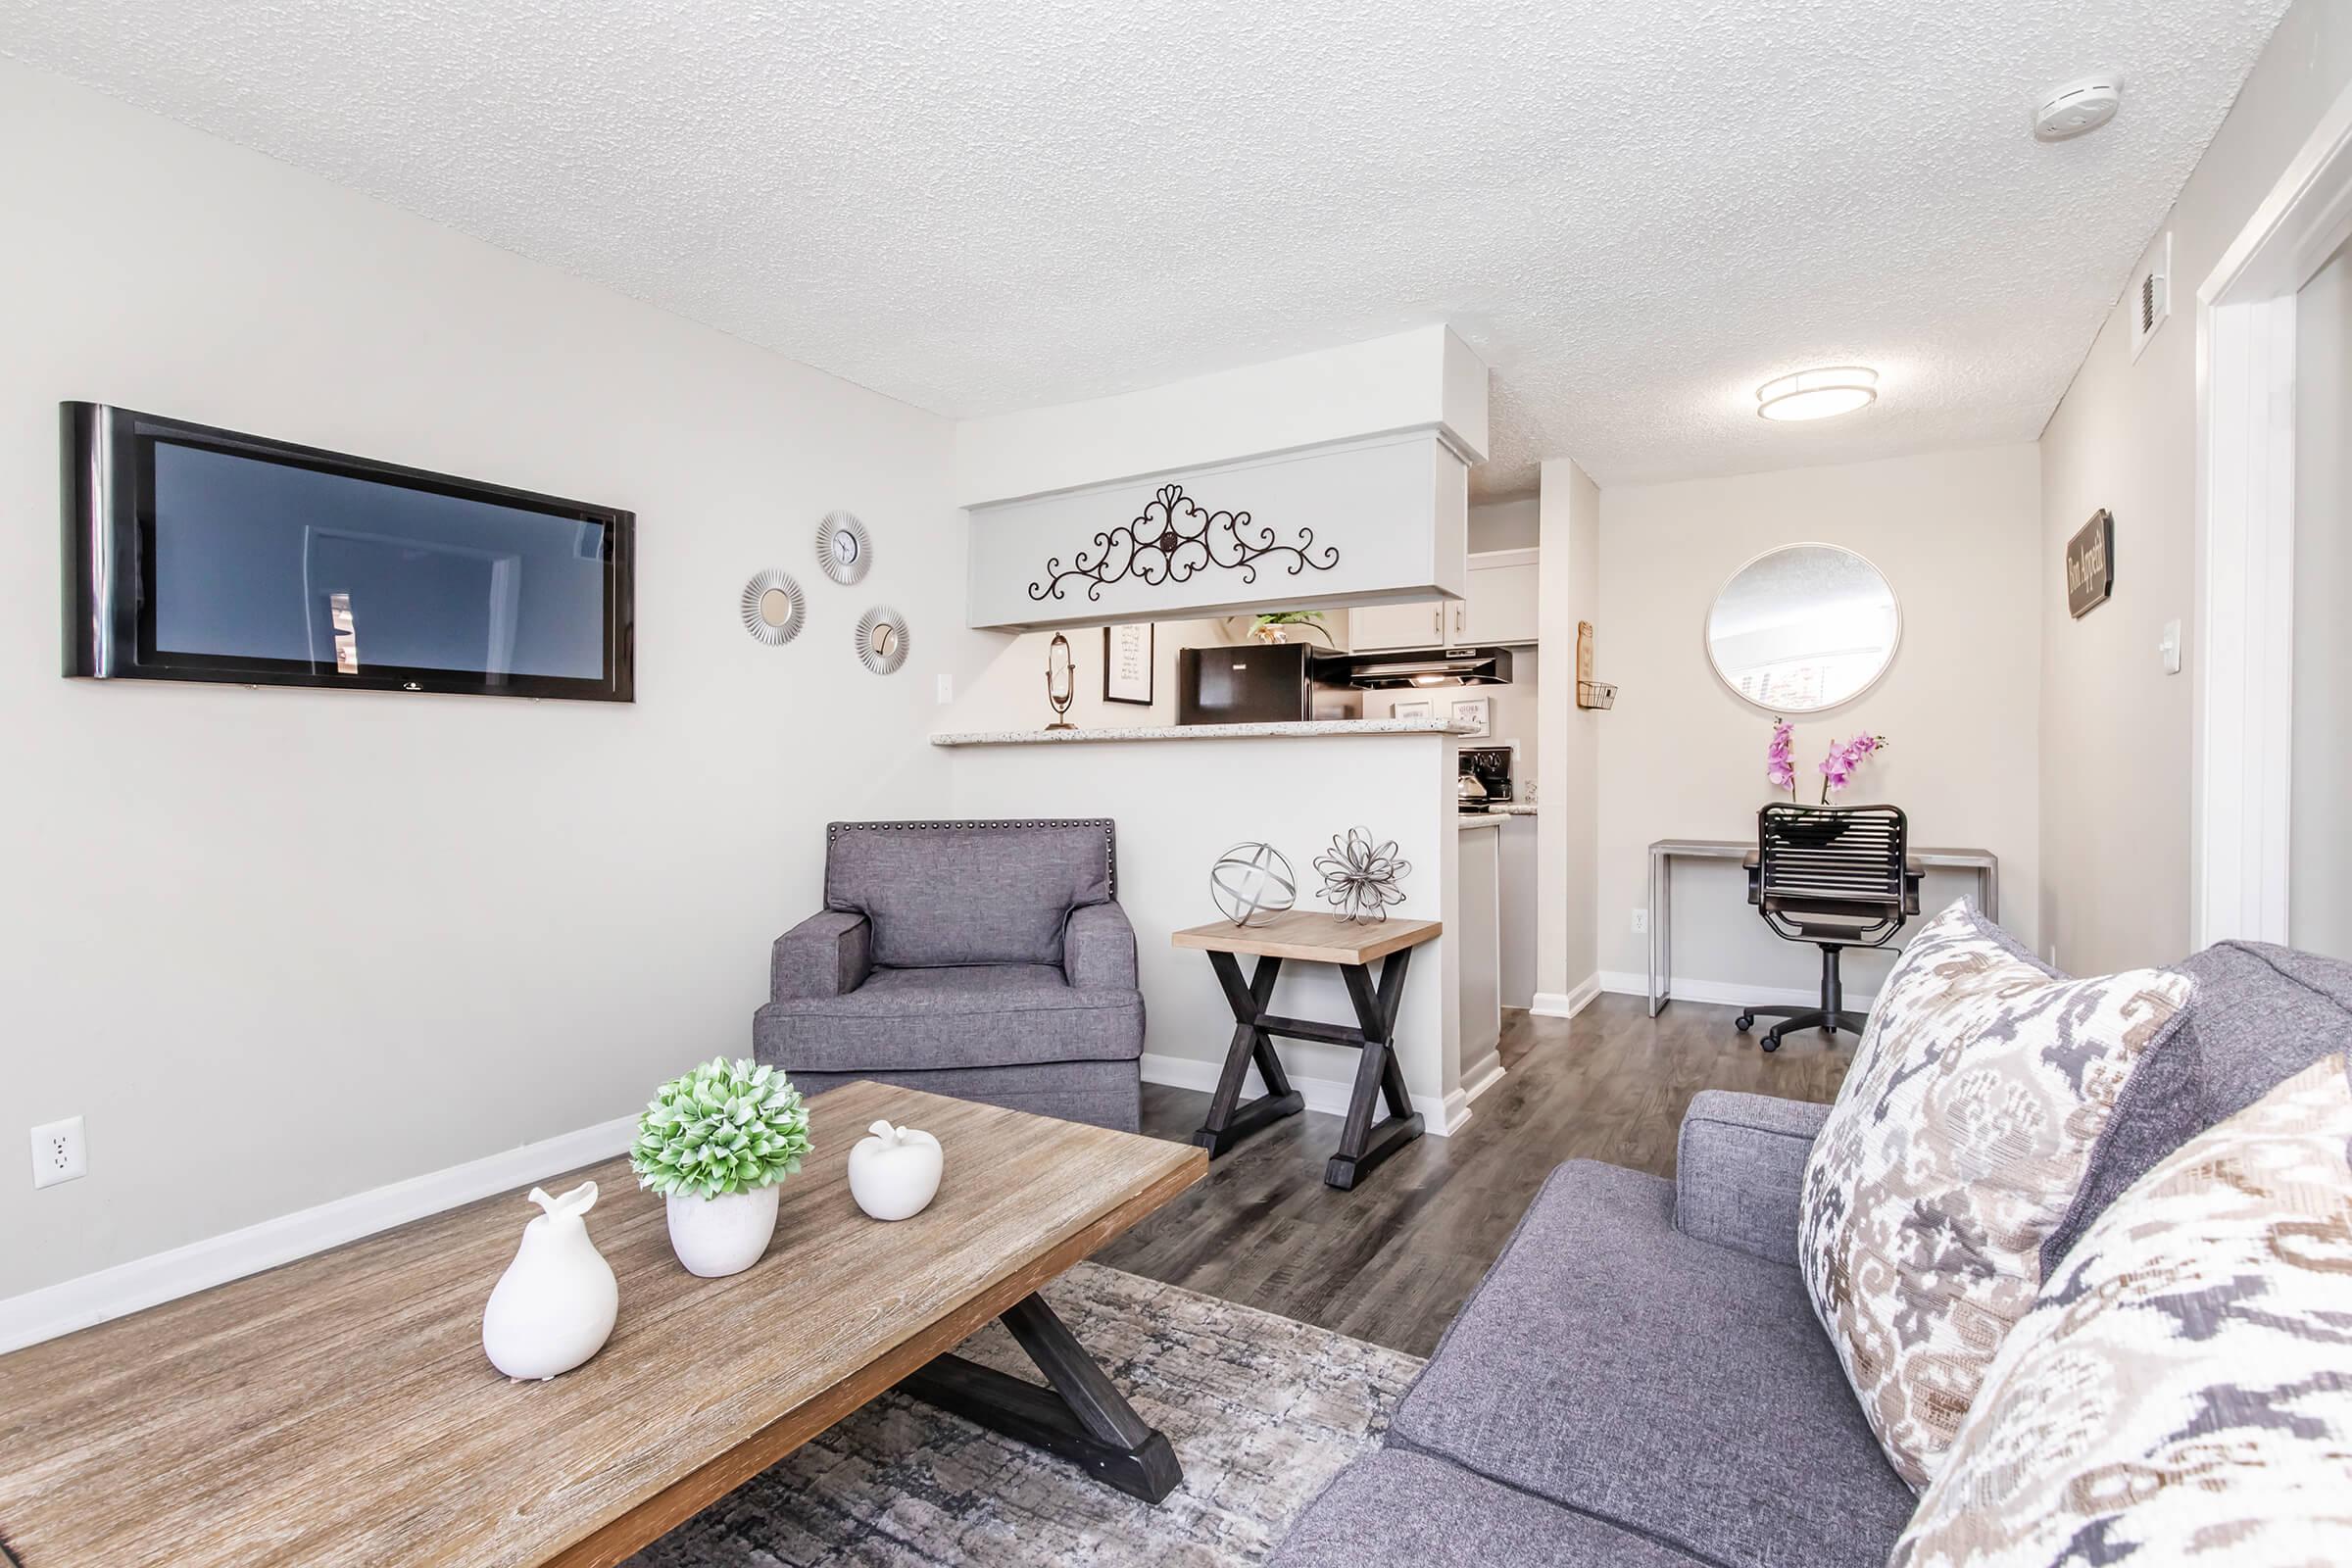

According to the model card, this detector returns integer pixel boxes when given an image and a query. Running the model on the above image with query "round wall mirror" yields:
[856,605,909,674]
[1704,544,1899,712]
[739,569,806,646]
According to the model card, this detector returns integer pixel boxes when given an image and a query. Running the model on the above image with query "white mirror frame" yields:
[1702,541,1902,715]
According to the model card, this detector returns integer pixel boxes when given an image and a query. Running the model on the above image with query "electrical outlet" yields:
[29,1115,86,1190]
[1631,908,1648,935]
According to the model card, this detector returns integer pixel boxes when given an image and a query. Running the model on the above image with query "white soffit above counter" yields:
[953,324,1489,509]
[961,326,1488,633]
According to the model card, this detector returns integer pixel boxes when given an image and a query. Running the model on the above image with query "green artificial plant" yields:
[630,1056,811,1200]
[1253,610,1334,645]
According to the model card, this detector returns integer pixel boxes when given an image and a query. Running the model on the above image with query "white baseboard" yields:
[1459,1054,1507,1107]
[1139,1053,1467,1137]
[0,1114,637,1355]
[1529,974,1602,1019]
[1595,971,1880,1011]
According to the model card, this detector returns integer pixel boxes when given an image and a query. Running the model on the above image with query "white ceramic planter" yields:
[481,1180,618,1381]
[665,1185,780,1278]
[848,1120,943,1221]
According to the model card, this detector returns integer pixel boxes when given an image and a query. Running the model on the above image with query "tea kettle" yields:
[1457,772,1490,807]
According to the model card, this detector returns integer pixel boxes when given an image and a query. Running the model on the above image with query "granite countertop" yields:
[930,718,1476,747]
[1457,814,1503,832]
[1478,803,1541,816]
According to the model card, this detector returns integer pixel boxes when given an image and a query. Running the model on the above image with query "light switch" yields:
[2159,619,2182,675]
[934,673,955,705]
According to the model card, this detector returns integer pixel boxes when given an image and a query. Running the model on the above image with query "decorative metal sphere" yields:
[1315,826,1411,923]
[1209,842,1297,927]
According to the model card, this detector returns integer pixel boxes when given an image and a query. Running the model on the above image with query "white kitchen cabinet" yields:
[1348,597,1447,651]
[1464,550,1540,645]
[1348,549,1538,651]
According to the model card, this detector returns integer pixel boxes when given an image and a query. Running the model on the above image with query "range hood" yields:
[1342,647,1515,689]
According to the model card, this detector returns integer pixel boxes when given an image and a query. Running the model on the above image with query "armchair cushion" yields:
[824,820,1115,969]
[753,962,1144,1074]
[1675,1090,1830,1266]
[1062,901,1139,992]
[768,909,871,1002]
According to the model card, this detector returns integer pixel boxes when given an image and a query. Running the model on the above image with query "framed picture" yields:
[1449,696,1493,737]
[1392,698,1435,720]
[1103,623,1153,705]
[2066,509,2114,617]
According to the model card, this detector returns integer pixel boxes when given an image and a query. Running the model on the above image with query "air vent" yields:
[2131,230,2172,363]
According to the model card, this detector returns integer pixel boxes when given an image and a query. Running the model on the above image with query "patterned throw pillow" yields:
[1797,901,2194,1490]
[1891,1054,2352,1566]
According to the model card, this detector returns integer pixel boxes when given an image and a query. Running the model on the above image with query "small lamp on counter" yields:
[1045,632,1078,730]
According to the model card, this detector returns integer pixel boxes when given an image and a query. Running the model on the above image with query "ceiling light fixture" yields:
[1756,367,1878,422]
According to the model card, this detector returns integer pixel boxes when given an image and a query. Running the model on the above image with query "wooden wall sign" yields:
[2067,510,2115,617]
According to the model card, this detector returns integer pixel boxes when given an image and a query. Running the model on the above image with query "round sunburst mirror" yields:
[817,511,871,584]
[856,606,909,674]
[739,569,806,646]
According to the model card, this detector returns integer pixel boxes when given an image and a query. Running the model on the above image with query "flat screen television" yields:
[62,403,634,702]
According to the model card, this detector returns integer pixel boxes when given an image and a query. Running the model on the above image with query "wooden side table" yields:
[1170,911,1442,1191]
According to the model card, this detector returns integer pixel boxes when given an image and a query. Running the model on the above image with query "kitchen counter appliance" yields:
[1177,643,1362,725]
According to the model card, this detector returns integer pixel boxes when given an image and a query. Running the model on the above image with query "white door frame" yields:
[2193,79,2352,950]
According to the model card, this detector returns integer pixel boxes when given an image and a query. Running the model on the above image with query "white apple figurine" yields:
[848,1120,943,1221]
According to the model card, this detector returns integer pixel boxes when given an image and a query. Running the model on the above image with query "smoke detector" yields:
[2034,74,2124,141]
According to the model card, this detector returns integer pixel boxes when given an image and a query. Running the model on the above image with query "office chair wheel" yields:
[1760,1029,1784,1054]
[1734,1012,1754,1032]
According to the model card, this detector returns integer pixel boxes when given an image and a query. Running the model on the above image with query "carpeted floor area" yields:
[628,1262,1423,1567]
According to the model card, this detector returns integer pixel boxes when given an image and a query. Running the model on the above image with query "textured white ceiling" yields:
[2,1,2287,490]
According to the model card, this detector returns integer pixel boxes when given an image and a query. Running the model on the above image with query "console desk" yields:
[1645,838,1999,1017]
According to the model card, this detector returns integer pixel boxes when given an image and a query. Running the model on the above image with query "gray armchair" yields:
[753,819,1146,1131]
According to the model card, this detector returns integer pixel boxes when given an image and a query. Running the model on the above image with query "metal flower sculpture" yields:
[1314,827,1411,923]
[1027,483,1341,604]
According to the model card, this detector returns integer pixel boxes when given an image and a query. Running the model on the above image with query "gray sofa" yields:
[753,819,1146,1131]
[1272,939,2352,1568]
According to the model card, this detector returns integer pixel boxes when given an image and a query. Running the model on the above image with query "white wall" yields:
[952,324,1489,507]
[1538,462,1603,1004]
[948,617,1242,731]
[1595,446,2042,1000]
[2038,0,2352,974]
[2291,240,2352,959]
[1469,496,1540,552]
[0,63,979,1297]
[945,734,1466,1124]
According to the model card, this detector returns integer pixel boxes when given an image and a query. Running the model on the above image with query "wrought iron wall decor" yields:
[1027,483,1341,605]
[1315,827,1410,923]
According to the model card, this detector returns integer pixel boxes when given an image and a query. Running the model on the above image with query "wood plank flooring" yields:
[1097,992,1851,1357]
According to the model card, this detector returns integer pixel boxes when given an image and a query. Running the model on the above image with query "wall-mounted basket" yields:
[1574,621,1614,710]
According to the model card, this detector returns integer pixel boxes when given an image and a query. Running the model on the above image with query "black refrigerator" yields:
[1177,643,1362,725]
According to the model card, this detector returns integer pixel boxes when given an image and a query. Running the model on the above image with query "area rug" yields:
[627,1262,1423,1567]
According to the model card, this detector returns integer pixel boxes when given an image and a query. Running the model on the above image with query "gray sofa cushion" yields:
[824,819,1114,968]
[768,909,871,1001]
[1271,1449,1694,1568]
[754,963,1144,1072]
[1390,1160,1915,1568]
[782,1058,1142,1133]
[1674,1091,1832,1266]
[2050,939,2352,1267]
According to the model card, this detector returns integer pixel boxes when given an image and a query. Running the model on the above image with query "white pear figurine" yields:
[481,1180,619,1382]
[848,1120,943,1221]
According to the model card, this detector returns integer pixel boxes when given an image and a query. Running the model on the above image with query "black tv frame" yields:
[62,403,635,703]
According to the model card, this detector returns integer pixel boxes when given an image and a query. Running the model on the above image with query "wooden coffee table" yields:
[0,1082,1204,1567]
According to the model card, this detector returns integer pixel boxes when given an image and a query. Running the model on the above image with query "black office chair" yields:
[1735,803,1921,1053]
